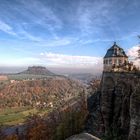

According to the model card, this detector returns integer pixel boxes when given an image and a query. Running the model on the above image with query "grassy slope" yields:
[0,107,51,126]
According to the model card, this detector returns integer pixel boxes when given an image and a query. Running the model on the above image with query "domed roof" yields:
[104,42,128,58]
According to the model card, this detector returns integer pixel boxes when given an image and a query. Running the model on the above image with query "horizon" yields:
[0,0,140,71]
[0,65,102,75]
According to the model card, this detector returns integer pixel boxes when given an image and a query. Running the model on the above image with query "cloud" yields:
[18,0,62,38]
[0,20,16,35]
[0,0,138,44]
[76,0,140,42]
[127,45,140,66]
[0,57,41,67]
[35,37,76,47]
[127,45,139,58]
[40,52,103,67]
[0,0,140,68]
[0,19,43,41]
[77,0,115,36]
[0,0,62,41]
[0,51,103,72]
[17,29,43,42]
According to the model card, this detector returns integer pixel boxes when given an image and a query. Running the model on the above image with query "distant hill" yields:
[68,73,101,84]
[0,77,85,110]
[19,66,54,75]
[6,66,58,80]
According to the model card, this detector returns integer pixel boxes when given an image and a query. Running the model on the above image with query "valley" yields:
[0,66,94,139]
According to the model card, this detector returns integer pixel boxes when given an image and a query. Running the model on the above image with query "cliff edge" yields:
[85,72,140,140]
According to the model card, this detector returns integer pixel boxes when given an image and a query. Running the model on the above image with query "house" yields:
[103,42,137,72]
[0,75,8,81]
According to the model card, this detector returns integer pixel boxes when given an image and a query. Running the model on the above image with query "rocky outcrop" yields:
[85,72,140,140]
[129,82,140,140]
[85,91,104,138]
[66,133,101,140]
[20,66,54,75]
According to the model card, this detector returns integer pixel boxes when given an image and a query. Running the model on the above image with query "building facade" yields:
[104,42,128,71]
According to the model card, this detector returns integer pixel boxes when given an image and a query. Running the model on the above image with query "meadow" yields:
[0,107,51,126]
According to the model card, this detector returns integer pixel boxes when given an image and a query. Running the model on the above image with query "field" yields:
[0,107,51,126]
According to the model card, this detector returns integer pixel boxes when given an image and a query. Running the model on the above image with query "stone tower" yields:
[104,42,128,71]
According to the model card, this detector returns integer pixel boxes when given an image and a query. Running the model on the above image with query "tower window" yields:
[109,59,112,64]
[105,60,108,64]
[119,59,122,64]
[114,59,117,64]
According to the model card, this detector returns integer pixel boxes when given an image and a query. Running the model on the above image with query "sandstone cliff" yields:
[85,72,140,140]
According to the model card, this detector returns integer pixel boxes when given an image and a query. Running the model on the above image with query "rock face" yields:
[129,81,140,140]
[85,72,140,140]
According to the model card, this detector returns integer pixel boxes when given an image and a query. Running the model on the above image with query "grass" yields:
[0,113,24,124]
[0,107,50,126]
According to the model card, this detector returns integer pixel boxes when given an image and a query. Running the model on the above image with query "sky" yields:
[0,0,140,72]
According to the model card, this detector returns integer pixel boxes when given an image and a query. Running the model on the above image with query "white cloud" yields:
[0,57,41,67]
[40,52,103,67]
[20,0,62,30]
[127,45,139,57]
[0,0,62,41]
[17,29,43,42]
[127,45,140,66]
[0,51,103,69]
[77,0,114,36]
[36,37,76,47]
[0,20,16,35]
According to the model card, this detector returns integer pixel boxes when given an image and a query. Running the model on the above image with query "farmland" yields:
[0,107,52,126]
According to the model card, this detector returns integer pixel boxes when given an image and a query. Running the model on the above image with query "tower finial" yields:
[114,41,116,45]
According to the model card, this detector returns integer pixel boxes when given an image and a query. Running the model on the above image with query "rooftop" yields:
[104,42,128,58]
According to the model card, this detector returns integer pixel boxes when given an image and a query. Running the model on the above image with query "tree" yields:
[138,35,140,58]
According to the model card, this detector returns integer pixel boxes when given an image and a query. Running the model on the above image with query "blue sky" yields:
[0,0,140,68]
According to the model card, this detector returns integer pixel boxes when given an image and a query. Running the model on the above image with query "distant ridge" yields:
[19,66,55,75]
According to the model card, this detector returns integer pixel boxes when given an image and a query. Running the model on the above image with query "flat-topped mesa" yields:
[28,66,47,71]
[103,42,137,72]
[21,66,54,75]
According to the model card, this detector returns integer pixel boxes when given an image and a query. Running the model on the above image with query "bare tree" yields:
[138,35,140,58]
